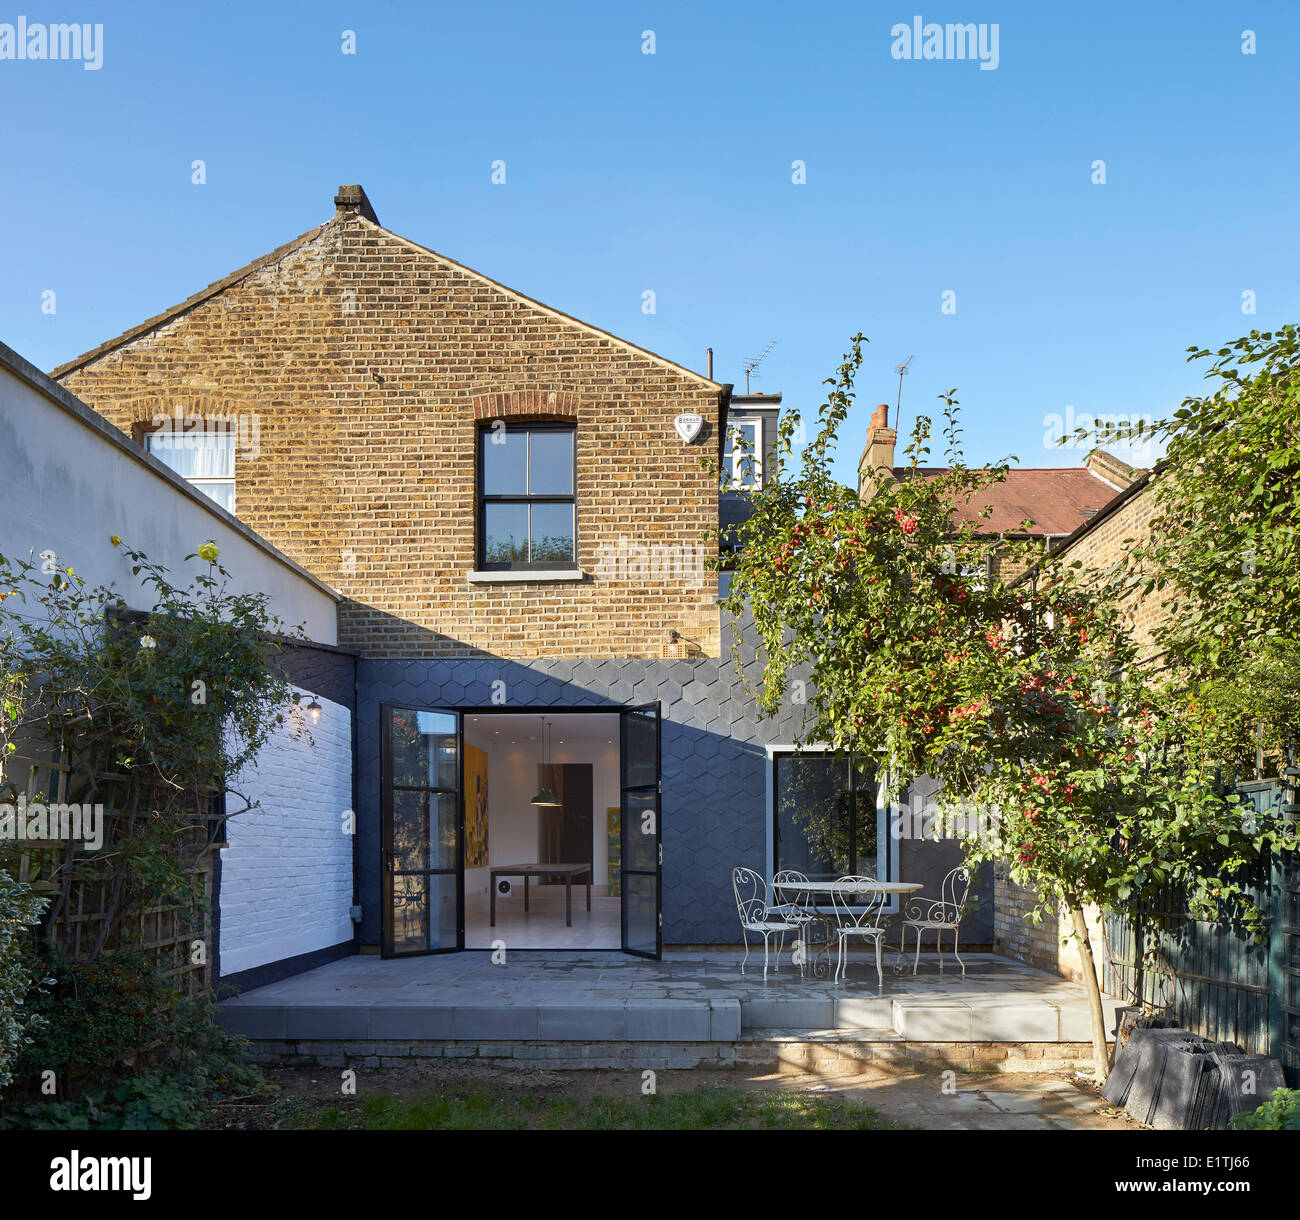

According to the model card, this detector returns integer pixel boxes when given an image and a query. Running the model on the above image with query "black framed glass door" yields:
[381,705,463,957]
[619,701,661,959]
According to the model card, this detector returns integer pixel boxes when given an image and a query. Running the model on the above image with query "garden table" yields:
[770,879,924,978]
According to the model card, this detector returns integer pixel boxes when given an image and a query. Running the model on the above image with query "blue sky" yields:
[2,1,1296,487]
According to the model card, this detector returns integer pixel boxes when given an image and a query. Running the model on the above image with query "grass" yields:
[288,1084,900,1131]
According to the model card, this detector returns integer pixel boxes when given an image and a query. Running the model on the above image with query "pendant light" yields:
[531,716,561,806]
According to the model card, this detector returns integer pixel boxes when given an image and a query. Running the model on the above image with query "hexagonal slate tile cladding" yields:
[356,650,993,948]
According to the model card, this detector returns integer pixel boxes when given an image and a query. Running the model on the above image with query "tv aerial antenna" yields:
[894,355,914,415]
[742,340,777,394]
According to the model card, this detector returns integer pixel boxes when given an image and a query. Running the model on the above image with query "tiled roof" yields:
[892,466,1125,536]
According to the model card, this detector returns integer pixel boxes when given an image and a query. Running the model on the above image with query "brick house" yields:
[50,184,1134,984]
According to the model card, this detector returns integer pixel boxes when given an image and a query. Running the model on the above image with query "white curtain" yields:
[147,430,235,478]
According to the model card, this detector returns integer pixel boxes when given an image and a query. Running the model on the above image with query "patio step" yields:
[750,1031,1098,1076]
[216,952,1118,1051]
[219,997,742,1044]
[741,994,1122,1043]
[219,991,1120,1046]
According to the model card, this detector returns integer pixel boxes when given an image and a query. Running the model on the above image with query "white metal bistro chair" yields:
[829,875,889,991]
[902,866,971,976]
[732,866,800,980]
[771,869,820,976]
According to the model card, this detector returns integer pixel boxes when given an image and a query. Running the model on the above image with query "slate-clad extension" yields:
[356,648,992,947]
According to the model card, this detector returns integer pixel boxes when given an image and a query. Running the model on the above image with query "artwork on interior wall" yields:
[464,743,489,867]
[607,806,621,896]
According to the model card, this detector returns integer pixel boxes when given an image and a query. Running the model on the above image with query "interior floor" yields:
[465,886,620,949]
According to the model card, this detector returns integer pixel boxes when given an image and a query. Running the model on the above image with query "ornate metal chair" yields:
[902,866,971,976]
[829,876,889,991]
[771,869,820,976]
[732,866,800,980]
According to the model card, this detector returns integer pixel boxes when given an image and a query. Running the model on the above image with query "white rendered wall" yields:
[218,689,354,976]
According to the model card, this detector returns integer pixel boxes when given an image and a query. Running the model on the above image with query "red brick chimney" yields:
[858,404,897,502]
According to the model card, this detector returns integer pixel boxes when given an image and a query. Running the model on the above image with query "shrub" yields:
[12,946,175,1084]
[0,869,47,1089]
[1229,1087,1300,1131]
[0,953,267,1127]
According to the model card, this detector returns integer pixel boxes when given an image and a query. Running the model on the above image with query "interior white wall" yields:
[463,733,535,900]
[463,714,619,899]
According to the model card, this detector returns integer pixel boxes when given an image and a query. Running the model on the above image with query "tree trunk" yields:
[1067,900,1110,1082]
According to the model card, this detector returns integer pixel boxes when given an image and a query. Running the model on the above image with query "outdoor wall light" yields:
[302,695,322,725]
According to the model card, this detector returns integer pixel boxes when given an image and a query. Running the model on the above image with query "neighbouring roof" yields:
[1047,466,1156,555]
[893,466,1126,537]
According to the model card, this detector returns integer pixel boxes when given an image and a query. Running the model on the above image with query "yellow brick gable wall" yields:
[58,216,722,659]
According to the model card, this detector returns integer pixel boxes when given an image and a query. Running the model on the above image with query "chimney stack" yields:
[1083,447,1143,491]
[858,404,897,502]
[334,184,380,226]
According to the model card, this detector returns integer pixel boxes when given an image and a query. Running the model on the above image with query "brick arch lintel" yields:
[472,390,584,421]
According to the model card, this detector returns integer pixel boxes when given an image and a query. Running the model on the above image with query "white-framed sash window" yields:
[145,429,236,512]
[726,417,762,488]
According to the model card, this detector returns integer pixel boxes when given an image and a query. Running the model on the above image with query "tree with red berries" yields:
[720,336,1297,1079]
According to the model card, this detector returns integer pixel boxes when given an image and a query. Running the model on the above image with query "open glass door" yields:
[381,705,463,957]
[619,701,662,959]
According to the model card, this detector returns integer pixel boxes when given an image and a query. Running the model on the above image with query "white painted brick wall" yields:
[219,687,353,976]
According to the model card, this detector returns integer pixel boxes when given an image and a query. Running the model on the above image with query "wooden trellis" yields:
[2,748,219,999]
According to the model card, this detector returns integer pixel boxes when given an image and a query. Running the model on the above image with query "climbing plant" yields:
[0,538,304,960]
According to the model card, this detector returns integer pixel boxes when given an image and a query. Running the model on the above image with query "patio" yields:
[217,950,1123,1048]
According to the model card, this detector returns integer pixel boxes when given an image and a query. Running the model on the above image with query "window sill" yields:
[466,569,587,584]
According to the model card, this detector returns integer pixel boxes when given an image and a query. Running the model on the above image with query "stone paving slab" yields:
[218,951,1118,1044]
[824,1073,1129,1130]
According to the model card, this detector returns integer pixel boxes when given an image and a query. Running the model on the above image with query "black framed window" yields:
[772,752,885,880]
[477,423,577,570]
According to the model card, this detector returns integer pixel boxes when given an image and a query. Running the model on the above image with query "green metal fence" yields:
[1101,779,1300,1086]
